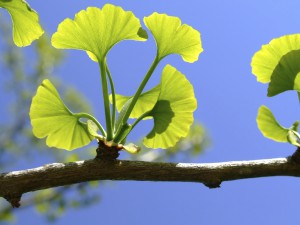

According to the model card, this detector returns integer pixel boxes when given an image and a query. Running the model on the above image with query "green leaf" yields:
[0,0,44,47]
[87,120,104,140]
[112,85,161,120]
[29,79,94,150]
[51,4,147,62]
[122,143,141,154]
[256,105,289,143]
[251,34,300,85]
[143,64,197,149]
[290,121,299,132]
[287,130,300,147]
[267,50,300,96]
[144,12,203,63]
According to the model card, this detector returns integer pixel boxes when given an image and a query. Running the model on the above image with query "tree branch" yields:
[1,156,300,207]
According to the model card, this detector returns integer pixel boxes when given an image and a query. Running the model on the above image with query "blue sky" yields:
[1,0,300,224]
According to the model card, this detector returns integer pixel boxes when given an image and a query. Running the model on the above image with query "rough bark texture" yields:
[1,155,300,207]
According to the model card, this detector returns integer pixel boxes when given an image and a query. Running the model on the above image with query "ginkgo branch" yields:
[1,152,300,208]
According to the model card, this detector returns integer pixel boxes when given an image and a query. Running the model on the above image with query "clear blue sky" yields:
[2,0,300,224]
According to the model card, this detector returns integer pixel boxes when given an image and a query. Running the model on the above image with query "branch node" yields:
[4,194,22,208]
[95,141,121,160]
[203,180,222,189]
[290,147,300,164]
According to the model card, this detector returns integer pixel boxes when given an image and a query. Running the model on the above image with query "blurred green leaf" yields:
[0,209,14,222]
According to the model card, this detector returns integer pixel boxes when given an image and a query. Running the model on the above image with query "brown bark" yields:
[1,156,300,207]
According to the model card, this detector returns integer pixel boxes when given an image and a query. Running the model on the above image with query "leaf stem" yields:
[106,63,116,131]
[113,56,160,142]
[99,59,113,140]
[74,112,106,136]
[130,111,152,132]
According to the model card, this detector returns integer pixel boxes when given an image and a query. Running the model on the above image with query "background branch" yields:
[1,156,300,207]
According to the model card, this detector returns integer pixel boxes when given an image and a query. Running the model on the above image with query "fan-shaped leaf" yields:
[144,12,203,63]
[267,50,300,96]
[52,4,147,61]
[112,85,161,119]
[256,105,289,143]
[29,79,94,150]
[251,34,300,90]
[143,64,197,149]
[0,0,44,47]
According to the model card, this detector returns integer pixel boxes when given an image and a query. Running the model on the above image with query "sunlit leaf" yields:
[267,50,300,96]
[29,79,94,150]
[0,0,44,47]
[87,120,104,140]
[251,34,300,95]
[52,4,147,61]
[112,85,161,119]
[256,105,289,143]
[143,64,197,149]
[287,130,300,147]
[144,12,203,62]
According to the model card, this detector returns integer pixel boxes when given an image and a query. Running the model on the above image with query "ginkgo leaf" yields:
[256,105,289,143]
[144,12,203,63]
[267,50,300,96]
[287,130,300,147]
[0,0,44,47]
[51,4,147,62]
[29,79,94,150]
[111,85,161,119]
[143,64,197,149]
[87,120,104,140]
[251,34,300,88]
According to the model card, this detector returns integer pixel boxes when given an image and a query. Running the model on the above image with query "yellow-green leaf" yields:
[267,50,300,96]
[251,34,300,84]
[111,85,161,120]
[29,79,94,150]
[52,4,147,62]
[287,130,300,147]
[0,0,44,47]
[144,13,203,63]
[256,105,289,143]
[143,64,197,149]
[123,143,141,154]
[87,120,104,140]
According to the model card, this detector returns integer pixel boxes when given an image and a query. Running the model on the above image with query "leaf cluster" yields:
[252,34,300,147]
[4,3,203,154]
[0,1,210,221]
